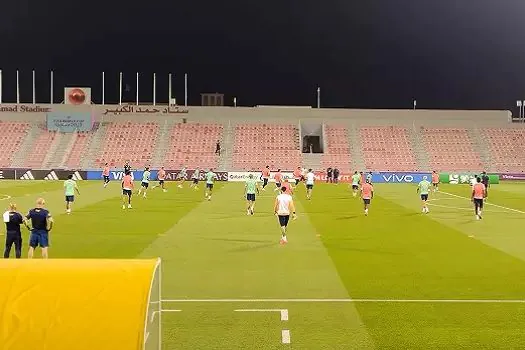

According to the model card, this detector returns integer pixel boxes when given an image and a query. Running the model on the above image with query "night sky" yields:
[1,0,524,111]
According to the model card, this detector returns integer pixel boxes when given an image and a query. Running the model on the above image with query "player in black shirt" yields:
[124,161,132,174]
[481,171,490,198]
[3,203,28,258]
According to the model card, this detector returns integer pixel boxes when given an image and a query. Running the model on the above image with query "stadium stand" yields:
[0,121,30,167]
[163,123,223,169]
[482,128,525,173]
[233,123,301,170]
[96,122,159,168]
[65,132,94,169]
[360,126,418,171]
[321,125,352,172]
[22,130,58,168]
[421,127,483,172]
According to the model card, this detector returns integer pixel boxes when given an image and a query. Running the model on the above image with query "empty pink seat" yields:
[0,121,30,167]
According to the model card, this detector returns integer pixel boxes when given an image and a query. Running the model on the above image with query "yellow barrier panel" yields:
[0,259,160,350]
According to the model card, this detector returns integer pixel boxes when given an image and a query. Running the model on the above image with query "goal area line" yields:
[161,298,525,304]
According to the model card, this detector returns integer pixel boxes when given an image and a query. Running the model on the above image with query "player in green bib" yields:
[350,171,361,197]
[417,176,431,214]
[138,167,151,198]
[64,174,80,214]
[244,174,261,215]
[205,169,217,201]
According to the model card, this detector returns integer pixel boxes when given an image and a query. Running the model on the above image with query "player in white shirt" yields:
[305,169,315,200]
[274,186,297,245]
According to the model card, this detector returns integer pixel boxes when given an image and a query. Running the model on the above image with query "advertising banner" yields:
[372,172,431,184]
[17,170,86,181]
[440,173,500,185]
[0,169,16,180]
[86,169,228,182]
[499,173,525,181]
[227,171,294,182]
[46,112,93,132]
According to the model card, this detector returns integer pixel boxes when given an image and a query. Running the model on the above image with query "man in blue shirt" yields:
[3,203,28,259]
[25,198,53,259]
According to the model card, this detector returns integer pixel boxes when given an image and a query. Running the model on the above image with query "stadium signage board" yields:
[0,105,52,113]
[499,173,525,181]
[87,170,228,181]
[228,171,294,182]
[441,173,500,184]
[46,112,93,132]
[373,173,431,184]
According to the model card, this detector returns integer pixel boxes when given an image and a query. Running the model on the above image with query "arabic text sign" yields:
[46,112,92,132]
[103,105,189,116]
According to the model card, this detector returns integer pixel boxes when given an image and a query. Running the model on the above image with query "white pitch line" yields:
[281,309,288,321]
[439,190,525,214]
[164,298,525,304]
[282,330,291,344]
[234,308,289,320]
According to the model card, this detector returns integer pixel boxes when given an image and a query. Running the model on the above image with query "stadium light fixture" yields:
[517,100,524,120]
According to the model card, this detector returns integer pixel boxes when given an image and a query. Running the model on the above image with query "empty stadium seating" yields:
[163,123,223,169]
[96,122,159,168]
[22,130,58,168]
[65,132,93,169]
[482,128,525,173]
[421,127,483,171]
[360,126,417,171]
[0,121,30,167]
[233,124,301,170]
[321,125,352,172]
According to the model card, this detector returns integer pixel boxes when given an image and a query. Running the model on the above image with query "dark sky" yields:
[1,0,524,111]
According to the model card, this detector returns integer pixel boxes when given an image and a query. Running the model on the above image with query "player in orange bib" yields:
[471,177,486,220]
[152,167,167,192]
[102,163,110,188]
[274,169,283,192]
[121,171,134,209]
[360,180,374,216]
[432,171,439,192]
[282,178,293,195]
[261,166,271,191]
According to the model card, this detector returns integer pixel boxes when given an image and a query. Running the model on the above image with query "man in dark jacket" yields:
[3,203,27,258]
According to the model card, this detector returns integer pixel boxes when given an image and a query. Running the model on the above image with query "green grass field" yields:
[2,180,525,349]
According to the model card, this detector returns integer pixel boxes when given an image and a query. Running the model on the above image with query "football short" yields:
[192,178,199,184]
[474,198,484,209]
[141,182,149,188]
[352,184,359,190]
[206,183,214,190]
[278,215,290,227]
[65,195,74,202]
[432,182,438,186]
[30,230,49,248]
[246,193,256,201]
[421,194,428,201]
[123,189,132,196]
[263,178,269,186]
[159,180,165,185]
[103,176,110,182]
[363,198,371,205]
[306,184,314,190]
[275,182,281,188]
[295,179,300,185]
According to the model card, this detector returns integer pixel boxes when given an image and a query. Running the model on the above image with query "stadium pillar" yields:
[317,87,320,108]
[184,73,188,106]
[32,70,36,104]
[153,72,156,106]
[119,72,123,105]
[168,73,172,102]
[102,71,105,105]
[50,70,54,104]
[16,70,20,104]
[0,69,2,103]
[136,72,139,106]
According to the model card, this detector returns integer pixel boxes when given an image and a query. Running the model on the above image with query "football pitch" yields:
[2,180,525,349]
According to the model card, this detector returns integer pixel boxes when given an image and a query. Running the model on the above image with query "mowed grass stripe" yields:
[301,183,525,299]
[50,181,205,258]
[139,183,357,299]
[302,183,525,349]
[144,183,374,349]
[379,184,525,264]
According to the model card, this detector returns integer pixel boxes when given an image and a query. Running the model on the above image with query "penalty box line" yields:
[161,298,525,304]
[439,191,525,215]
